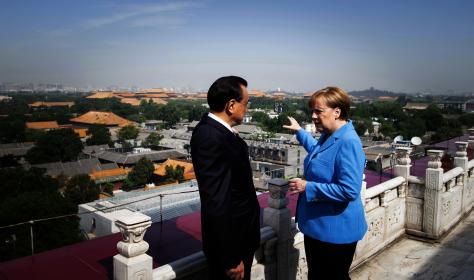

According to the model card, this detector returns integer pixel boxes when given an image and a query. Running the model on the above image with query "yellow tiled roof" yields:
[29,101,74,107]
[90,168,130,180]
[70,111,133,127]
[86,92,116,99]
[154,159,195,180]
[25,121,60,130]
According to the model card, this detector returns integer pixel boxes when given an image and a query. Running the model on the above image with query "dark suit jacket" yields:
[190,115,261,270]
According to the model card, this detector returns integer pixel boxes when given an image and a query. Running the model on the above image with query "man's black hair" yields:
[207,76,247,112]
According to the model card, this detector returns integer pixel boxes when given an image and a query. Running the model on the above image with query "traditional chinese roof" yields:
[25,121,60,130]
[0,142,35,157]
[89,168,130,183]
[95,149,186,165]
[86,91,116,99]
[248,90,267,97]
[377,96,397,101]
[70,111,132,127]
[138,93,169,98]
[403,102,430,110]
[148,98,168,105]
[30,158,119,178]
[153,159,195,180]
[28,101,74,108]
[120,98,142,106]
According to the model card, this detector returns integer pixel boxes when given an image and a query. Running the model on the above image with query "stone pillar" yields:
[454,142,468,171]
[423,150,444,238]
[263,178,292,280]
[394,147,412,198]
[455,142,470,213]
[114,213,152,280]
[468,129,474,149]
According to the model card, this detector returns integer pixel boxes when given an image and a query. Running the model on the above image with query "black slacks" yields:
[304,235,357,280]
[207,253,254,280]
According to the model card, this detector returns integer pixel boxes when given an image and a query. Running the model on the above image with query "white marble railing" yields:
[353,176,407,268]
[113,140,474,280]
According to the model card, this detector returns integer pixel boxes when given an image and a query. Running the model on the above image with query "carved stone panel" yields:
[406,197,423,231]
[359,207,385,253]
[440,187,462,228]
[365,197,380,212]
[464,178,474,210]
[384,199,406,239]
[381,189,398,206]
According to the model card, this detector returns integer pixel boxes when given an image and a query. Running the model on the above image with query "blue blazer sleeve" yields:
[296,128,318,153]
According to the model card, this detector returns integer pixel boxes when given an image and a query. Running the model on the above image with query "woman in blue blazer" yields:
[283,86,367,280]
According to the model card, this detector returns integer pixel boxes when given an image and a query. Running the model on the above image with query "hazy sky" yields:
[1,0,473,93]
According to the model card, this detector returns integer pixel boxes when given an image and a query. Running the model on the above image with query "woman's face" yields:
[311,98,340,133]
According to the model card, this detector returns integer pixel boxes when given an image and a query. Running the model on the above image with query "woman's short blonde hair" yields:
[309,86,351,120]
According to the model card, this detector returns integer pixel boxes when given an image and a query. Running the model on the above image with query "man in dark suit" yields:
[190,76,260,280]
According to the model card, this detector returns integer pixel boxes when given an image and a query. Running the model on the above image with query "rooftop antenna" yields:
[393,135,403,144]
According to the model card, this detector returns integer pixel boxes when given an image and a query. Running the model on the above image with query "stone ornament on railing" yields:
[267,178,289,209]
[468,128,474,141]
[427,150,444,169]
[115,213,152,258]
[455,141,468,158]
[395,147,412,166]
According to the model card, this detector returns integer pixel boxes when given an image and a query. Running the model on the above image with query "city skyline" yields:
[1,0,473,94]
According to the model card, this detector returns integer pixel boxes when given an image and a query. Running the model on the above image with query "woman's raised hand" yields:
[283,116,302,131]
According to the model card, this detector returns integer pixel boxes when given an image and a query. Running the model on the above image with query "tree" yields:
[124,157,155,190]
[353,118,372,136]
[64,174,100,205]
[251,111,270,124]
[188,105,208,121]
[159,104,181,128]
[117,125,139,143]
[26,129,83,164]
[0,167,81,262]
[163,165,185,183]
[86,125,112,146]
[143,132,163,147]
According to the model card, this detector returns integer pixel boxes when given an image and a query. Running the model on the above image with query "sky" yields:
[0,0,473,93]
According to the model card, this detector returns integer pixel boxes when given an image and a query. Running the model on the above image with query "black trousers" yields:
[304,235,357,280]
[207,253,254,280]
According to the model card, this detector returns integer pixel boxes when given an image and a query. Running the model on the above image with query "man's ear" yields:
[226,99,236,114]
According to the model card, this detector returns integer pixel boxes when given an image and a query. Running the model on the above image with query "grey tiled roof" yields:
[0,142,35,157]
[30,158,118,177]
[95,149,186,165]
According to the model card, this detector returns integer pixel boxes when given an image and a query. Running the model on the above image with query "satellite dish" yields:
[411,136,422,146]
[393,135,403,143]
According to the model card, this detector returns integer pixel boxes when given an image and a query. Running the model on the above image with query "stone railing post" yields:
[468,129,474,149]
[455,142,470,213]
[394,147,412,197]
[423,150,444,238]
[454,142,468,171]
[263,178,292,280]
[114,213,152,280]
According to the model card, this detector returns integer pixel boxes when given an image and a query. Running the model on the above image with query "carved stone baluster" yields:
[454,141,470,214]
[394,147,412,198]
[114,213,152,280]
[263,178,292,280]
[468,129,474,150]
[423,150,444,239]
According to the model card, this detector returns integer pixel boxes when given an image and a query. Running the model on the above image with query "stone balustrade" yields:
[113,213,152,280]
[114,141,474,280]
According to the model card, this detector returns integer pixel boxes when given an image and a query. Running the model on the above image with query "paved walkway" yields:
[350,210,474,280]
